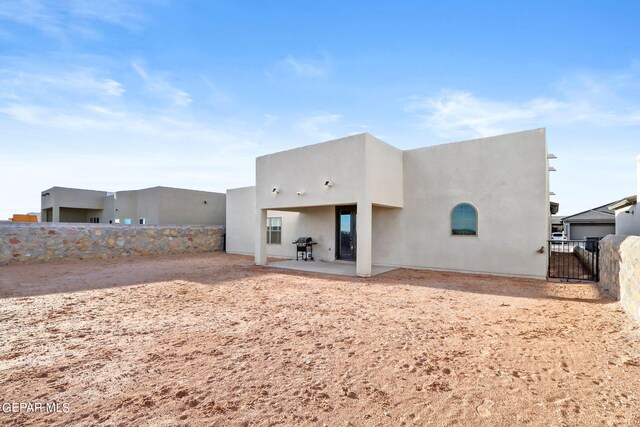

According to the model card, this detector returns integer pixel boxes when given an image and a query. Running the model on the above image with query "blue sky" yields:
[1,0,640,219]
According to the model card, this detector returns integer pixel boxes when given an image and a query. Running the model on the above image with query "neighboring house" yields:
[607,154,640,236]
[227,129,553,279]
[551,215,565,233]
[609,195,638,235]
[561,204,616,240]
[41,186,226,226]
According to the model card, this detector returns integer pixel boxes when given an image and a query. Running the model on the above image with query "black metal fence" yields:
[547,239,599,281]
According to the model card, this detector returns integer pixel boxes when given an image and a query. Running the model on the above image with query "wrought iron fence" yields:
[547,239,599,281]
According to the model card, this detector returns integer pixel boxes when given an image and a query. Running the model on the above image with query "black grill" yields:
[293,237,316,261]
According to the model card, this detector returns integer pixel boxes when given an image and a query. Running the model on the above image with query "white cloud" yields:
[296,112,342,141]
[132,62,192,106]
[0,0,147,38]
[201,77,232,106]
[0,102,262,145]
[405,91,561,138]
[407,69,640,139]
[263,114,278,126]
[0,69,125,99]
[280,55,329,78]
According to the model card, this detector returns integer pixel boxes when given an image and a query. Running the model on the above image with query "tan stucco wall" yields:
[41,187,107,210]
[614,155,640,236]
[293,206,335,261]
[615,205,640,236]
[372,129,548,278]
[226,187,260,255]
[156,187,225,225]
[366,134,404,207]
[113,190,138,224]
[226,186,301,257]
[256,133,403,210]
[257,134,364,209]
[133,188,160,224]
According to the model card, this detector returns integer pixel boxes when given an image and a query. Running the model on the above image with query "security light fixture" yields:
[203,200,207,204]
[272,187,280,194]
[297,191,305,196]
[324,180,333,187]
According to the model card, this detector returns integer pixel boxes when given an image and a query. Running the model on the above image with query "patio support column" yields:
[356,202,372,277]
[255,208,267,265]
[52,204,60,222]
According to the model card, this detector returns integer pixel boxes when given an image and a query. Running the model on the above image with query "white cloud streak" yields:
[132,62,192,106]
[0,69,125,100]
[280,55,329,78]
[0,0,147,38]
[407,69,640,138]
[295,112,341,141]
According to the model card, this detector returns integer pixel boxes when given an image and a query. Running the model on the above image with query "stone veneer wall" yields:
[599,235,640,323]
[0,223,225,265]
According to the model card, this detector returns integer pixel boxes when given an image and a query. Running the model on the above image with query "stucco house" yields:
[561,203,616,240]
[41,186,226,226]
[608,154,640,236]
[227,129,553,279]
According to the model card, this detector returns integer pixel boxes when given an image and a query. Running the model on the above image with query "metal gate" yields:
[547,239,599,281]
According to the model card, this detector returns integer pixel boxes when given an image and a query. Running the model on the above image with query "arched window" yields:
[451,203,477,236]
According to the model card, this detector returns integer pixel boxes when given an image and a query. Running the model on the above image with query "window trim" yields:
[450,202,478,237]
[266,217,282,245]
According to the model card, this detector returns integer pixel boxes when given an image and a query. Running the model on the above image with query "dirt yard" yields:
[1,253,639,426]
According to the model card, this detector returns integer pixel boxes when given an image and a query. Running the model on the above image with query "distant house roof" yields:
[562,202,617,224]
[608,195,637,211]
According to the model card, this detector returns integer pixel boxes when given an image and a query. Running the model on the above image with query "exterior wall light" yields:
[297,191,305,196]
[324,180,333,187]
[272,187,280,194]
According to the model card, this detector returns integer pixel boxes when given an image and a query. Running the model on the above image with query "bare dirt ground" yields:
[1,252,639,427]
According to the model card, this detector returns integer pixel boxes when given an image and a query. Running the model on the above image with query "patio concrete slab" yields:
[267,259,397,277]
